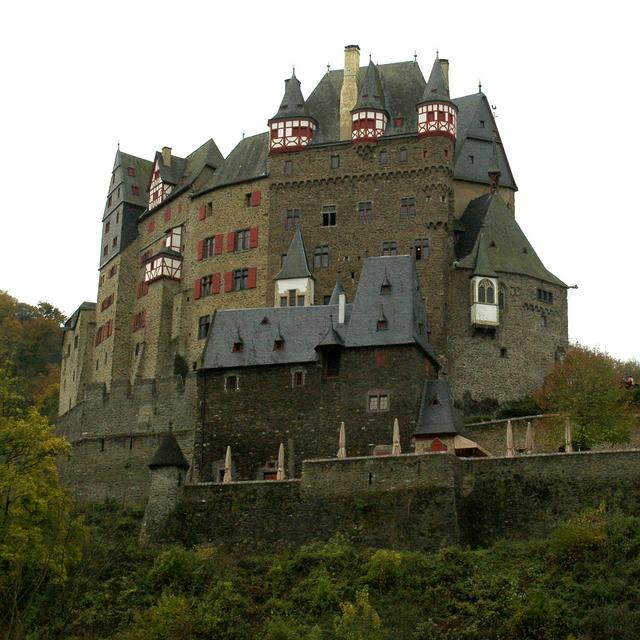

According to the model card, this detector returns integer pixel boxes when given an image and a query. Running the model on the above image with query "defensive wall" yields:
[151,449,640,551]
[57,373,197,503]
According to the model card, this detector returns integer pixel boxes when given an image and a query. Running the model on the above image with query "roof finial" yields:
[478,80,482,93]
[292,64,295,76]
[117,140,120,150]
[369,52,372,62]
[436,48,439,57]
[327,61,330,73]
[413,51,417,63]
[242,131,245,140]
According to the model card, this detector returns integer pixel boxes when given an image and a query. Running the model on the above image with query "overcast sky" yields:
[1,1,638,361]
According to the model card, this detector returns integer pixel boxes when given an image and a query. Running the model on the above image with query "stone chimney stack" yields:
[161,146,172,166]
[338,293,346,325]
[439,59,449,89]
[340,44,360,140]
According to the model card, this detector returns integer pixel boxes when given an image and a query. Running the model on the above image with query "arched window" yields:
[478,279,495,304]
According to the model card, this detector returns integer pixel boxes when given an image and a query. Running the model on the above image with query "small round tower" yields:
[351,59,388,143]
[417,56,458,143]
[268,70,316,153]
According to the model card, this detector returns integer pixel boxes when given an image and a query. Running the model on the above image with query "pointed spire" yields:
[421,55,450,102]
[274,228,313,280]
[272,70,308,120]
[354,59,386,111]
[329,279,345,305]
[148,432,189,471]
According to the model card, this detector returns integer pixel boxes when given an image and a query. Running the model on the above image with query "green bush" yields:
[549,505,608,566]
[147,546,204,595]
[364,549,402,588]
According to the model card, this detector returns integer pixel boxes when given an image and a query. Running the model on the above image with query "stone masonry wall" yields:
[197,345,433,481]
[155,449,640,552]
[447,270,568,408]
[267,135,455,360]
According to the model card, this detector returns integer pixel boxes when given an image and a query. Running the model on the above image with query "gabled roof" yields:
[148,432,189,470]
[354,60,386,112]
[452,93,517,190]
[414,379,470,437]
[420,56,450,102]
[274,228,313,280]
[196,132,269,194]
[271,71,309,120]
[203,255,438,370]
[456,192,566,287]
[112,150,153,209]
[64,302,96,332]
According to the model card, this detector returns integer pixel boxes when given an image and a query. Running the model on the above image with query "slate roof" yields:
[414,379,470,437]
[153,139,224,189]
[354,60,386,111]
[328,279,345,305]
[456,192,566,287]
[274,228,313,280]
[195,132,269,194]
[421,56,450,102]
[64,302,96,332]
[203,255,437,370]
[112,151,153,209]
[271,72,309,120]
[148,432,189,470]
[469,230,497,278]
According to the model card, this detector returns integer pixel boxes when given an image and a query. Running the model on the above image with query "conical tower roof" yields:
[328,279,345,305]
[271,71,309,120]
[274,228,313,280]
[354,59,386,111]
[420,56,450,103]
[148,432,189,470]
[415,379,470,437]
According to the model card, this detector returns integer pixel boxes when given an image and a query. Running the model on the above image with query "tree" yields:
[0,363,84,639]
[535,344,634,448]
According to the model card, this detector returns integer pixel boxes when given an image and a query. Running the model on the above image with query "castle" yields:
[57,45,569,499]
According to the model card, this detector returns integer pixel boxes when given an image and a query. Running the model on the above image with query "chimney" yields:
[161,146,172,166]
[338,293,346,325]
[439,59,449,90]
[340,44,360,140]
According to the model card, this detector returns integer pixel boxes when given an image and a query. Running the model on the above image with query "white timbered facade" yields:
[351,110,388,142]
[148,159,174,209]
[269,118,316,152]
[417,103,457,141]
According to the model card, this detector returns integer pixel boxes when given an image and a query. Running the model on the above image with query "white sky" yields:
[1,1,638,361]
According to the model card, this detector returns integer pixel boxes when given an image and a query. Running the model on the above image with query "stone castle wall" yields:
[154,449,640,551]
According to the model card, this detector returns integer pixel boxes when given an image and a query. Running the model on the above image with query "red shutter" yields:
[214,233,223,255]
[250,190,261,207]
[198,203,206,220]
[247,267,257,289]
[249,226,259,249]
[194,279,202,300]
[108,319,113,336]
[226,231,235,253]
[212,272,221,294]
[197,240,204,261]
[164,209,171,222]
[148,220,155,233]
[224,271,233,292]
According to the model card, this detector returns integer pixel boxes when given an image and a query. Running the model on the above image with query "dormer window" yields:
[380,284,391,295]
[273,339,284,352]
[232,341,244,353]
[376,319,388,331]
[477,279,495,304]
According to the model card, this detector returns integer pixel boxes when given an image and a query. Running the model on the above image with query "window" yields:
[206,202,213,218]
[297,295,305,307]
[292,369,305,387]
[274,339,284,351]
[234,229,250,252]
[322,204,337,227]
[128,167,136,177]
[201,275,213,297]
[132,311,146,332]
[323,295,331,305]
[109,264,118,278]
[285,209,300,230]
[313,245,329,268]
[232,341,243,353]
[400,197,416,219]
[377,318,388,331]
[394,117,404,127]
[103,245,108,256]
[107,195,112,207]
[414,239,429,261]
[132,185,140,196]
[379,150,388,165]
[537,288,554,304]
[198,315,210,339]
[105,221,110,234]
[368,392,390,412]
[244,193,251,207]
[357,201,373,224]
[469,155,475,164]
[74,335,79,349]
[233,268,249,291]
[479,120,485,128]
[500,347,508,358]
[284,160,292,175]
[112,236,118,248]
[280,296,287,307]
[225,375,239,391]
[498,285,507,310]
[399,148,408,162]
[478,279,495,304]
[323,350,341,377]
[288,290,296,307]
[331,155,340,169]
[203,236,215,259]
[382,242,397,256]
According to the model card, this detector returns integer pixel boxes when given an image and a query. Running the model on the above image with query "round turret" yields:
[268,71,316,153]
[351,59,388,143]
[417,57,458,142]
